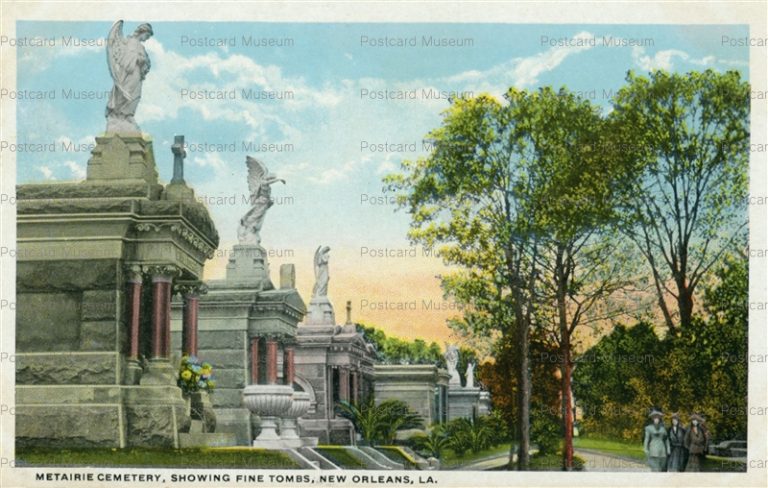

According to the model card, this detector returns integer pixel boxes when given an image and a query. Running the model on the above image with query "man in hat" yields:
[667,413,688,471]
[643,409,670,472]
[684,413,709,472]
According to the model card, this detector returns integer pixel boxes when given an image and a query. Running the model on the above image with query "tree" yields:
[610,69,750,335]
[386,92,543,469]
[507,86,634,469]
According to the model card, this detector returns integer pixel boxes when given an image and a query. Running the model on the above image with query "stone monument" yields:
[444,345,493,421]
[171,157,309,448]
[15,20,220,449]
[305,246,336,325]
[294,269,377,444]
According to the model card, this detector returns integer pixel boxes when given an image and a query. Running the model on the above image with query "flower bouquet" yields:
[177,355,216,394]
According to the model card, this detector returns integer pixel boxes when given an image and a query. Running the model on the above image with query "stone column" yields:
[141,265,179,385]
[125,265,143,384]
[283,346,295,387]
[266,338,279,385]
[339,368,350,402]
[151,275,172,359]
[178,283,206,357]
[351,371,359,405]
[250,337,260,384]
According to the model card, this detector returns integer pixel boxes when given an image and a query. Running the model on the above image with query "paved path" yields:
[575,448,648,472]
[451,449,649,471]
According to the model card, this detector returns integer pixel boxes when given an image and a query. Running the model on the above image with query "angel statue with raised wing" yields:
[444,344,461,385]
[105,20,154,133]
[312,246,331,298]
[237,156,285,245]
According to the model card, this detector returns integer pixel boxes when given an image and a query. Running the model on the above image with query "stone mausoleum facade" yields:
[15,134,219,448]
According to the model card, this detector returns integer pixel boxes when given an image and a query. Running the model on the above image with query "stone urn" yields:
[243,384,293,448]
[280,391,310,447]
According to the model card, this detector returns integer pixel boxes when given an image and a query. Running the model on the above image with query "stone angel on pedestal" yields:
[237,157,285,245]
[105,20,154,133]
[312,246,331,298]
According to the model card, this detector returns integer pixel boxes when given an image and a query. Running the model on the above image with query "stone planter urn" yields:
[243,384,294,448]
[280,391,310,447]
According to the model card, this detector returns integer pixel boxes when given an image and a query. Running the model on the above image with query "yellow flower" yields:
[181,370,192,380]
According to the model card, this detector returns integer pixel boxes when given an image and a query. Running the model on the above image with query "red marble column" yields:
[266,338,278,384]
[150,275,172,359]
[163,282,172,358]
[339,368,350,402]
[250,337,260,384]
[127,275,142,360]
[183,294,199,356]
[283,347,295,386]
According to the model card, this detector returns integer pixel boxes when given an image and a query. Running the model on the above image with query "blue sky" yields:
[12,22,750,342]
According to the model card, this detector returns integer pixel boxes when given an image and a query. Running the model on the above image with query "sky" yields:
[12,21,749,345]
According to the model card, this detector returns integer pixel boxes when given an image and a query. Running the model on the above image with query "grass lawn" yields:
[529,452,585,471]
[440,443,513,468]
[573,436,646,461]
[15,447,300,469]
[315,446,366,470]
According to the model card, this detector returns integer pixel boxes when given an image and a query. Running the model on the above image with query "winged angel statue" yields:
[237,157,285,245]
[105,20,154,133]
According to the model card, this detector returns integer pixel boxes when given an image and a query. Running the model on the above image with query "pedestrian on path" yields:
[684,413,709,472]
[643,409,670,472]
[667,413,687,472]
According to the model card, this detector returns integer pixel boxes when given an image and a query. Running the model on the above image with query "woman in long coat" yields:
[667,413,687,471]
[684,413,709,472]
[643,410,670,472]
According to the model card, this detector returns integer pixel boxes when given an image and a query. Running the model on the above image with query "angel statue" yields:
[466,361,475,388]
[444,344,460,378]
[312,246,331,298]
[105,20,154,133]
[237,157,285,245]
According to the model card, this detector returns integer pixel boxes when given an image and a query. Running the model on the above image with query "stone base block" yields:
[15,403,124,448]
[305,297,335,325]
[447,387,482,421]
[179,432,238,448]
[123,385,191,448]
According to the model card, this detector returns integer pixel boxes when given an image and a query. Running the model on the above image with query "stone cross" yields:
[171,135,186,184]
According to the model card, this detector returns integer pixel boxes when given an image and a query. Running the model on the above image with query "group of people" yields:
[643,410,709,472]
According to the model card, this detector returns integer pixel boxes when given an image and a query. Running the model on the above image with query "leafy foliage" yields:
[573,253,747,441]
[336,399,424,445]
[357,324,445,367]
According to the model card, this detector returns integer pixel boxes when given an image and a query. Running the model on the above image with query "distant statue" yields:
[444,344,460,385]
[106,20,154,133]
[312,246,331,297]
[237,157,285,245]
[466,361,475,388]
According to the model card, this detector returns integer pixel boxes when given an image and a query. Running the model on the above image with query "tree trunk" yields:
[556,248,574,470]
[676,278,694,331]
[516,314,531,470]
[560,333,574,470]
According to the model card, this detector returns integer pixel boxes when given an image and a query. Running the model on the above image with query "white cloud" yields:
[447,31,597,95]
[39,166,55,180]
[63,160,86,180]
[632,46,748,71]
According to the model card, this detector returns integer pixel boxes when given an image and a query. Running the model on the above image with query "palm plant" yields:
[414,425,450,459]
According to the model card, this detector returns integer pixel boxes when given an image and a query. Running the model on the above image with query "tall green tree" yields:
[610,69,750,335]
[513,87,633,469]
[386,92,543,469]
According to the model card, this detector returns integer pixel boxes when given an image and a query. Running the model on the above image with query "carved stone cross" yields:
[171,135,186,184]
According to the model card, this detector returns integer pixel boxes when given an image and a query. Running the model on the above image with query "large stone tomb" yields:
[15,134,219,448]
